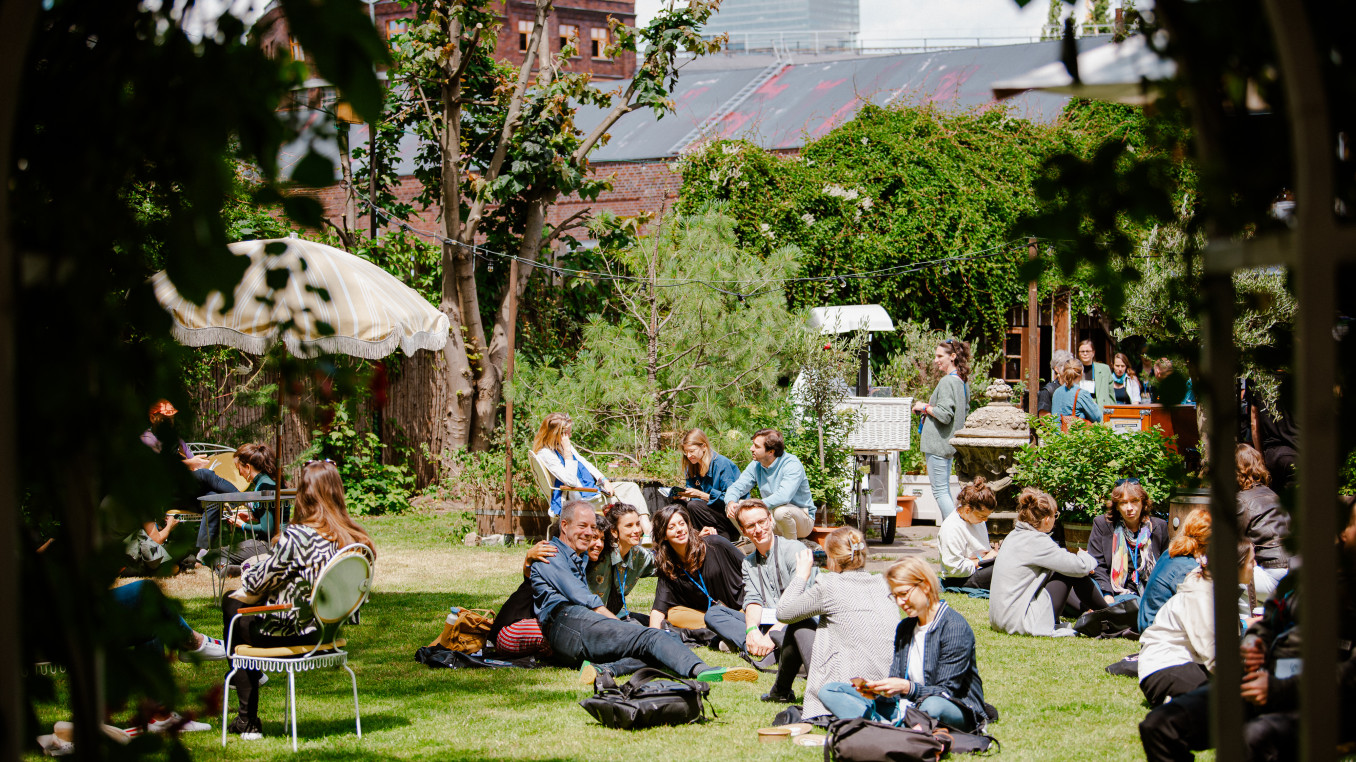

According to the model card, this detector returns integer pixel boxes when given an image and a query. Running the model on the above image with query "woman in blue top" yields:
[223,443,281,541]
[1051,358,1104,424]
[678,429,745,542]
[533,413,653,541]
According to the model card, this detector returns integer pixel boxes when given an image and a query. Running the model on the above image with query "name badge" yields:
[761,607,778,625]
[1274,658,1301,679]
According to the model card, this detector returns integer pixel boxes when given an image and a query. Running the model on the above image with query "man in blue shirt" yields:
[723,429,816,539]
[530,500,758,684]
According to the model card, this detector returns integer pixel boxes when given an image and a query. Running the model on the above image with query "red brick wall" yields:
[258,0,635,84]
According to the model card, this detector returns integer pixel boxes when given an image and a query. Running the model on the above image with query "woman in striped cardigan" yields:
[820,558,991,732]
[777,527,897,718]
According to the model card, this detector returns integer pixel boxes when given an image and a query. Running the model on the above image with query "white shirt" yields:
[1138,572,1216,682]
[907,615,935,685]
[938,512,990,578]
[534,446,604,488]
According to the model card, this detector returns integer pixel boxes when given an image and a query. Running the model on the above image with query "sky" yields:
[636,0,1082,44]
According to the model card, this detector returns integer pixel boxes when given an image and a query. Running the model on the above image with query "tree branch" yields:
[541,208,592,247]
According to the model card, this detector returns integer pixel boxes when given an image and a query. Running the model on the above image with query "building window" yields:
[559,24,578,57]
[590,27,609,59]
[518,20,533,53]
[387,19,408,38]
[288,37,304,61]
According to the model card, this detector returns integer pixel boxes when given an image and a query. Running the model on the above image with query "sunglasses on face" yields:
[1115,477,1140,487]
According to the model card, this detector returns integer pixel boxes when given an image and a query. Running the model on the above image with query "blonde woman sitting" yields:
[533,412,651,540]
[777,527,897,718]
[821,558,991,732]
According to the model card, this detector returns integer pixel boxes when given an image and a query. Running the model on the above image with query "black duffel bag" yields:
[579,668,713,730]
[824,708,952,762]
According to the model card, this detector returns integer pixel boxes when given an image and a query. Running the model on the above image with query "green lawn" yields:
[31,512,1182,760]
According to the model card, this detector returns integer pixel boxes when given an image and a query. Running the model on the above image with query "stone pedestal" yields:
[949,380,1029,509]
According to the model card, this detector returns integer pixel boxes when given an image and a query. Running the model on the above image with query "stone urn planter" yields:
[949,379,1030,509]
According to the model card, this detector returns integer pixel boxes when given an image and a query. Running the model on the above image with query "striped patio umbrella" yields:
[152,237,448,359]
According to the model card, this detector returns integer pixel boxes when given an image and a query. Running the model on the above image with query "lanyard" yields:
[615,558,630,617]
[683,568,715,607]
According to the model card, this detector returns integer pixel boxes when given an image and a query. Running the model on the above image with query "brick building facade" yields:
[256,0,636,104]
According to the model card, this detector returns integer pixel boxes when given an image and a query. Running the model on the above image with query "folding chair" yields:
[527,449,600,515]
[222,543,374,752]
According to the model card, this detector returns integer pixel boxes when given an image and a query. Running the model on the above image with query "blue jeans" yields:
[546,605,708,678]
[820,682,972,731]
[703,603,748,653]
[108,580,195,651]
[925,454,956,520]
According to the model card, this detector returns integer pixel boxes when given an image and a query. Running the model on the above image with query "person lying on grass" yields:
[820,557,991,733]
[939,477,999,590]
[778,527,897,719]
[989,488,1107,637]
[529,500,756,685]
[736,499,816,704]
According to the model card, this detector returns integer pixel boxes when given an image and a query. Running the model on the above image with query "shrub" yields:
[310,407,415,516]
[1012,415,1187,523]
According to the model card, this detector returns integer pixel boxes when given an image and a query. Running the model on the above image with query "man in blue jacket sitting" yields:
[530,500,758,684]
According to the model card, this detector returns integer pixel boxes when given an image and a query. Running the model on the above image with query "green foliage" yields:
[515,207,800,459]
[677,105,1064,357]
[311,408,414,516]
[1012,415,1186,522]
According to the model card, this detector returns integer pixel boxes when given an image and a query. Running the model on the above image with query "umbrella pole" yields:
[503,256,520,540]
[275,380,283,533]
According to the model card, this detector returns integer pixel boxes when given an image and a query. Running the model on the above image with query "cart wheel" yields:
[880,516,896,545]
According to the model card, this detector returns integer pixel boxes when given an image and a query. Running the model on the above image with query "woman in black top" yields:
[1087,479,1169,604]
[648,503,749,653]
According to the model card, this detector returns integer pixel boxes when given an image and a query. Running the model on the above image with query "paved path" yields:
[863,522,939,573]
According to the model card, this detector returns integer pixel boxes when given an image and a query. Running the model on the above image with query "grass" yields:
[29,512,1182,760]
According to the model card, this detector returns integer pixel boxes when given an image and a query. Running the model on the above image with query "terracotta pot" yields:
[894,495,915,528]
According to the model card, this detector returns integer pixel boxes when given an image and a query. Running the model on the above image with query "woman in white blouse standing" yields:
[533,413,652,541]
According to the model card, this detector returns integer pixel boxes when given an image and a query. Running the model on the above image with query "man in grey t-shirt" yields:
[736,500,816,703]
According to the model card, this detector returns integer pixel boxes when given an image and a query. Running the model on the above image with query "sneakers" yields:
[760,688,797,703]
[578,661,599,685]
[146,713,211,733]
[227,715,263,741]
[694,666,758,683]
[178,634,227,663]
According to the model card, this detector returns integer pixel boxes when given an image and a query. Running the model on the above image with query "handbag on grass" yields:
[430,607,495,653]
[823,708,951,762]
[579,668,713,730]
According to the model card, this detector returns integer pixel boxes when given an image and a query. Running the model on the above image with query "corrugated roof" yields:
[578,37,1108,162]
[281,38,1109,179]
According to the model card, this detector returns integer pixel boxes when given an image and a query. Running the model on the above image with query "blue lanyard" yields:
[683,568,714,607]
[615,560,630,618]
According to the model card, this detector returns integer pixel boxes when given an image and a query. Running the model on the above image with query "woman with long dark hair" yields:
[647,503,749,654]
[220,460,375,740]
[912,338,971,520]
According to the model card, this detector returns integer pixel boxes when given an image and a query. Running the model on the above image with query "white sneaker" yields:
[147,713,211,733]
[178,634,227,663]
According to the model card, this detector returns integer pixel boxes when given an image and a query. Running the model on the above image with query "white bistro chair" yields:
[221,543,374,751]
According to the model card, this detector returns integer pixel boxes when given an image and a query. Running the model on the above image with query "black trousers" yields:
[1140,663,1211,708]
[768,618,816,696]
[1138,684,1351,762]
[1043,572,1108,622]
[685,499,741,543]
[222,595,319,720]
[943,564,995,591]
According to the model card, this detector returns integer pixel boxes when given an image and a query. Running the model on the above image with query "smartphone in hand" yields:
[850,677,878,699]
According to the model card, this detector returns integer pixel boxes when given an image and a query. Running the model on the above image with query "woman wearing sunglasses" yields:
[1087,478,1169,605]
[819,557,991,732]
[911,338,971,520]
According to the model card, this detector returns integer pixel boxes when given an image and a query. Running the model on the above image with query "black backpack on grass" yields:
[579,668,714,730]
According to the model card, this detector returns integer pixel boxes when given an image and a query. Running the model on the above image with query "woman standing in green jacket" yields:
[912,339,970,520]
